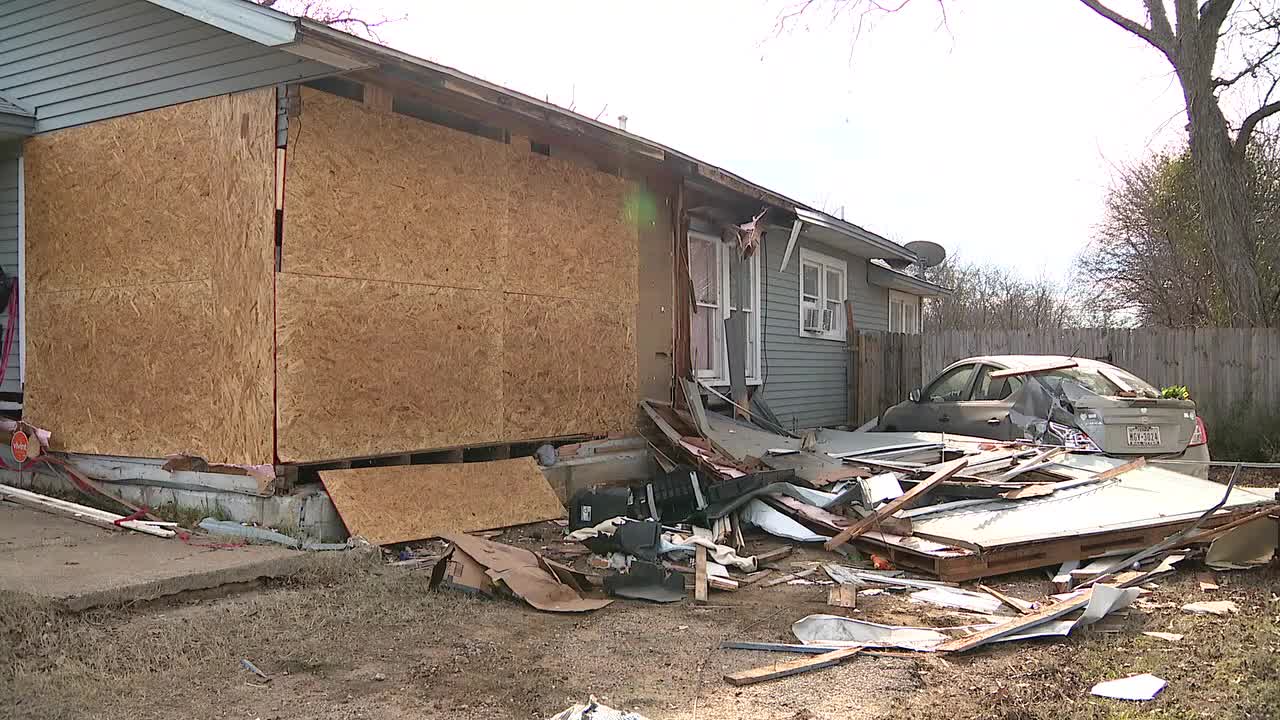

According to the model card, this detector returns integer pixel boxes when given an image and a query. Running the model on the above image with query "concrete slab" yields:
[0,502,311,610]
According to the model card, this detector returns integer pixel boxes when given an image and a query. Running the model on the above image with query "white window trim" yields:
[689,230,762,387]
[888,289,921,335]
[797,247,847,342]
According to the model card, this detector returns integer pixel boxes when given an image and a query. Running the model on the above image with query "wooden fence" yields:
[848,330,922,427]
[922,328,1280,428]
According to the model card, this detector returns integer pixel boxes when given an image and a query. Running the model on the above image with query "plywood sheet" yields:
[276,273,503,462]
[24,282,215,458]
[502,294,637,438]
[506,152,639,302]
[283,87,510,289]
[23,89,276,464]
[319,457,565,545]
[24,95,227,293]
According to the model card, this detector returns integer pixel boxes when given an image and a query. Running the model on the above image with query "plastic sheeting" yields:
[739,498,826,542]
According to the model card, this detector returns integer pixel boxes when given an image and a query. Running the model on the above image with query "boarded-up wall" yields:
[279,88,640,461]
[23,89,276,464]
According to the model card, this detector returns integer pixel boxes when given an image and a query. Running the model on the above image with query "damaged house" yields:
[0,0,946,516]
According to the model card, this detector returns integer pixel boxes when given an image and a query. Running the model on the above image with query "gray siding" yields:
[0,0,334,133]
[0,150,20,393]
[758,228,894,430]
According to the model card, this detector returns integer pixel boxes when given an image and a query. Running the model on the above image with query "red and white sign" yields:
[11,430,28,463]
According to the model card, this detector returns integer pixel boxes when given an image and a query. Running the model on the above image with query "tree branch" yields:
[1200,0,1236,33]
[1145,0,1175,46]
[1236,100,1280,152]
[1215,41,1280,87]
[1078,0,1172,56]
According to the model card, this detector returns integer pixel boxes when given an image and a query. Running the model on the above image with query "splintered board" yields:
[23,89,276,464]
[279,88,641,461]
[276,273,503,462]
[319,457,565,545]
[282,88,511,289]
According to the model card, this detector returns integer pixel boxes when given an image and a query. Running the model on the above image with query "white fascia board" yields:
[143,0,299,47]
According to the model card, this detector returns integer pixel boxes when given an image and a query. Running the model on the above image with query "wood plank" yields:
[694,544,708,604]
[978,584,1036,615]
[761,567,817,587]
[934,588,1096,653]
[825,458,968,550]
[723,647,863,686]
[827,585,858,609]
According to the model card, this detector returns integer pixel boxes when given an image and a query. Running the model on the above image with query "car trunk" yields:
[1076,397,1196,455]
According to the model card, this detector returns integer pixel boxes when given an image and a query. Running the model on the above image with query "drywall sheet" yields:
[319,457,565,545]
[23,89,276,463]
[282,87,511,289]
[503,294,636,439]
[279,88,643,460]
[276,273,503,462]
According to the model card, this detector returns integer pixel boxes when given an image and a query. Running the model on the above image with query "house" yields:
[0,0,948,474]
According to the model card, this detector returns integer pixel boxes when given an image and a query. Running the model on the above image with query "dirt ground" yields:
[3,525,1278,720]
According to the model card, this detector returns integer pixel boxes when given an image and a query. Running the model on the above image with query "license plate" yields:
[1127,425,1161,447]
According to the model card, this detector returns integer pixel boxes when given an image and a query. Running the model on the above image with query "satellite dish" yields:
[883,257,914,270]
[905,240,947,268]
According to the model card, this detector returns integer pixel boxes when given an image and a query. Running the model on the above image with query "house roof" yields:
[0,93,35,139]
[141,0,936,267]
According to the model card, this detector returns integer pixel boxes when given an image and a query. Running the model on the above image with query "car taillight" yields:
[1189,416,1207,447]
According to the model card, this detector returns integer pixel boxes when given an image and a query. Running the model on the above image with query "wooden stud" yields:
[978,584,1036,615]
[723,647,862,686]
[694,544,708,604]
[934,588,1096,653]
[827,585,858,609]
[825,458,968,551]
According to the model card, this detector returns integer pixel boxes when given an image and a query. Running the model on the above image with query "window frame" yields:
[797,247,848,342]
[924,362,979,403]
[688,230,762,387]
[888,289,921,334]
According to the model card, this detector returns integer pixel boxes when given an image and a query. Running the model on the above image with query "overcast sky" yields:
[340,1,1194,280]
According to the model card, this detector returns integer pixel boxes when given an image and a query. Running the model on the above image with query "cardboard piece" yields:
[321,457,565,545]
[431,533,611,613]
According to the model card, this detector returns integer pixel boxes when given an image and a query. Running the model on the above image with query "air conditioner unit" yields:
[802,305,824,332]
[821,308,835,332]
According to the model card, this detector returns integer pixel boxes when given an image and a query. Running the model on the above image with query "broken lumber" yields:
[694,544,709,604]
[761,567,817,587]
[827,585,858,608]
[754,546,794,564]
[988,361,1078,379]
[978,584,1036,615]
[934,587,1096,653]
[723,646,863,686]
[0,482,175,538]
[825,458,968,551]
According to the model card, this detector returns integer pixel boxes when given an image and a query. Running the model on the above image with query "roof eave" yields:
[868,263,952,297]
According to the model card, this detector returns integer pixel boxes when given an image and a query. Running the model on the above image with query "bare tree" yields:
[255,1,403,41]
[777,0,1280,325]
[922,258,1083,331]
[1078,133,1280,326]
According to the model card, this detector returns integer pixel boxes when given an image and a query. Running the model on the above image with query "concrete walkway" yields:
[0,502,311,610]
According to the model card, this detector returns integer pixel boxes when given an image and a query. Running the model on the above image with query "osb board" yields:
[505,152,639,302]
[283,87,511,289]
[24,282,216,457]
[22,88,276,464]
[276,273,503,462]
[319,457,565,545]
[503,294,637,439]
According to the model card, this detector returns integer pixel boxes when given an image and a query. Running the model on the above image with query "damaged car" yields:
[877,355,1209,473]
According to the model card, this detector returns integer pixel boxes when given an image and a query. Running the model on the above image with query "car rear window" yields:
[1037,367,1157,397]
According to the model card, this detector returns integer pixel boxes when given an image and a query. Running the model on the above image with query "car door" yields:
[916,363,980,433]
[948,364,1024,440]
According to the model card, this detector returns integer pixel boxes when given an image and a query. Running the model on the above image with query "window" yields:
[888,290,920,334]
[798,248,847,341]
[688,231,761,385]
[926,364,976,402]
[972,365,1023,401]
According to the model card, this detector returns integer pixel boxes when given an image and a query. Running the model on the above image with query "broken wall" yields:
[278,88,643,462]
[23,89,276,464]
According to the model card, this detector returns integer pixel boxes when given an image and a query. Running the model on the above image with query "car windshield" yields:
[1036,366,1159,398]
